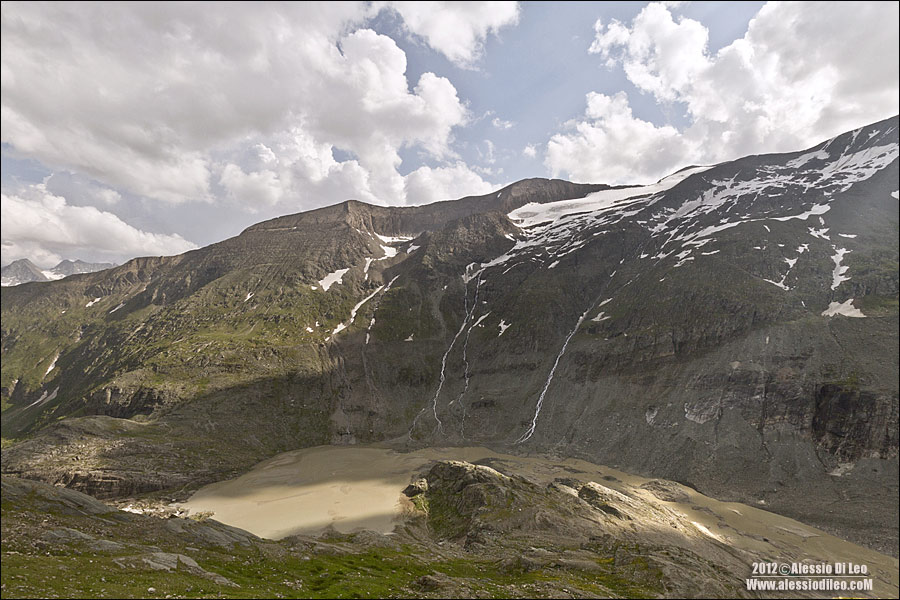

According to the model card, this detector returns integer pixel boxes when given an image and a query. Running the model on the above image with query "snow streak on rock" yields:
[364,276,398,345]
[328,284,385,340]
[44,354,59,377]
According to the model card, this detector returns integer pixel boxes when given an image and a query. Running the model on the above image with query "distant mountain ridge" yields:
[1,258,115,287]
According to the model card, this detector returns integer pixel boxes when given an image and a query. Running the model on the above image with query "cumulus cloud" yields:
[1,184,198,266]
[492,117,514,130]
[523,144,537,158]
[548,92,692,183]
[390,1,520,67]
[549,1,900,183]
[0,2,489,209]
[403,162,496,205]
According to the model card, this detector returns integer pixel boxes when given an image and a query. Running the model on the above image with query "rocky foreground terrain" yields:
[2,115,898,579]
[4,450,897,598]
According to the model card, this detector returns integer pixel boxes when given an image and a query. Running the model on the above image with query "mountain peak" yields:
[1,258,114,287]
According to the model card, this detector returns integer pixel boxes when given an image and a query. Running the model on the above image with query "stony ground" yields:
[4,454,898,599]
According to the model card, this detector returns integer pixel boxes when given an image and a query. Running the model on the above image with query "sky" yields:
[1,1,898,268]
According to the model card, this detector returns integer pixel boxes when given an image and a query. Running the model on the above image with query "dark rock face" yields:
[2,117,898,553]
[812,383,899,461]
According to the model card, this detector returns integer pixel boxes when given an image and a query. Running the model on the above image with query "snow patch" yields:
[44,354,59,377]
[404,333,414,342]
[85,297,101,307]
[498,320,510,336]
[770,203,830,222]
[41,270,65,281]
[509,165,712,228]
[830,248,851,290]
[244,292,254,302]
[822,299,865,318]
[318,268,350,291]
[808,227,830,240]
[374,233,413,244]
[786,148,829,168]
[109,302,125,314]
[763,277,789,291]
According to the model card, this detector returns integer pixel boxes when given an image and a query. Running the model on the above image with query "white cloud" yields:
[219,164,284,208]
[492,117,514,130]
[390,1,520,67]
[550,1,899,183]
[548,92,692,184]
[43,173,123,207]
[0,2,481,209]
[522,144,537,159]
[403,162,496,205]
[1,184,198,266]
[590,4,709,103]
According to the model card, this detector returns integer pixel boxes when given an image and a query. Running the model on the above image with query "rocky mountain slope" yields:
[2,116,898,554]
[1,258,115,287]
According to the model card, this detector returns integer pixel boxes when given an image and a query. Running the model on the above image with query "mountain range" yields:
[2,115,898,557]
[1,258,115,287]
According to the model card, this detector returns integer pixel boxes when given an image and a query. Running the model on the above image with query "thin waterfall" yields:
[516,301,597,444]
